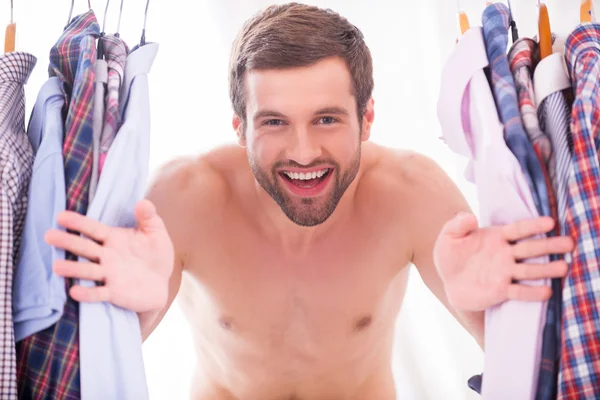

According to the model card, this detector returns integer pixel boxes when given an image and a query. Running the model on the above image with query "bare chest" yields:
[180,227,410,354]
[178,223,411,398]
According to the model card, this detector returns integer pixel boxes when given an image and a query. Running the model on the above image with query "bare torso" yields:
[163,143,425,399]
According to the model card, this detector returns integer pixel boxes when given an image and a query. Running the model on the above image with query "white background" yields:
[1,0,587,398]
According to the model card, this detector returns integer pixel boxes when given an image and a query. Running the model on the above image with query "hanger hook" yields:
[506,0,519,42]
[88,0,91,9]
[102,0,110,33]
[116,0,124,34]
[67,0,75,25]
[10,0,13,23]
[140,0,150,46]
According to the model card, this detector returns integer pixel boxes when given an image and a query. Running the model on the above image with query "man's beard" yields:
[249,149,361,227]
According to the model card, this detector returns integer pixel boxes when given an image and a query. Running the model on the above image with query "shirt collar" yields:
[508,38,539,73]
[565,22,600,77]
[0,52,37,85]
[482,2,511,47]
[119,43,159,115]
[49,10,100,93]
[102,34,129,78]
[437,27,489,158]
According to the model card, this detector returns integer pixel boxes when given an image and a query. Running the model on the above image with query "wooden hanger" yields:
[456,0,470,35]
[538,1,552,60]
[581,0,595,23]
[4,0,15,53]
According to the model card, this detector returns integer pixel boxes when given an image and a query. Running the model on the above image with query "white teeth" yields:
[284,169,328,180]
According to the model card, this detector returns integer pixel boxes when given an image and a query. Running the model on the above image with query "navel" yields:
[354,315,373,332]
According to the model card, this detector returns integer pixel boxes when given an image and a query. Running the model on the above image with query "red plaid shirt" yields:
[559,23,600,399]
[16,11,99,399]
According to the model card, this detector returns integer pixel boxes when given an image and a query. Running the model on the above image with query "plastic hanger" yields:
[457,0,470,35]
[4,0,15,53]
[537,0,552,59]
[581,0,595,23]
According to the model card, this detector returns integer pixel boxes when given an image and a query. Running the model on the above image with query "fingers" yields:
[69,285,111,303]
[45,229,103,262]
[56,211,111,243]
[512,236,574,260]
[507,284,552,302]
[511,260,569,281]
[439,212,479,238]
[53,259,105,282]
[502,217,555,242]
[135,199,165,233]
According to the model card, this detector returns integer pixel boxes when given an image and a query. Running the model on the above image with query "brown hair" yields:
[229,3,374,125]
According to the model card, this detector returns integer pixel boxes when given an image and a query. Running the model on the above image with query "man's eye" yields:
[265,119,284,126]
[319,116,336,124]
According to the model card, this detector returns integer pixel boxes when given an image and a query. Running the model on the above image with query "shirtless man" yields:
[45,3,574,399]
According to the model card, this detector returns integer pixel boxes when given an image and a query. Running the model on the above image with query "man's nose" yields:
[286,128,322,166]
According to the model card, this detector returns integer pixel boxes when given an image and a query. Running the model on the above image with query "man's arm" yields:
[140,156,228,341]
[393,151,485,347]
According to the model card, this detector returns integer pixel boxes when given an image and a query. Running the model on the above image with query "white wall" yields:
[2,0,588,398]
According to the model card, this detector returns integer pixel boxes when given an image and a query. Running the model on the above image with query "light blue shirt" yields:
[78,43,159,400]
[13,77,67,342]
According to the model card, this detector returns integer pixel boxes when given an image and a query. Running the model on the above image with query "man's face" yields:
[234,57,374,227]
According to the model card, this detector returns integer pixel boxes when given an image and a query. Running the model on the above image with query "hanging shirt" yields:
[0,51,37,400]
[98,34,128,175]
[481,3,551,220]
[507,38,557,224]
[532,42,573,400]
[534,53,572,236]
[89,58,107,203]
[437,27,548,400]
[12,77,67,342]
[78,42,158,400]
[559,23,600,400]
[16,11,100,400]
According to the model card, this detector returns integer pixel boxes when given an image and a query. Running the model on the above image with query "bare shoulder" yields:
[146,147,236,211]
[144,145,244,255]
[358,143,470,252]
[359,144,463,209]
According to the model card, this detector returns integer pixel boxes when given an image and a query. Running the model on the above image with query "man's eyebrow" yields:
[253,110,288,123]
[314,106,349,115]
[252,106,349,122]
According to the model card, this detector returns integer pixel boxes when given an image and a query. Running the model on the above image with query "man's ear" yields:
[232,114,246,147]
[361,97,375,141]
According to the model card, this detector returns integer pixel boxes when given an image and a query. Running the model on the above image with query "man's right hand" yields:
[433,212,574,312]
[46,199,175,314]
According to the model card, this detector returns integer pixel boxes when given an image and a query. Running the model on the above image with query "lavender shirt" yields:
[437,27,549,400]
